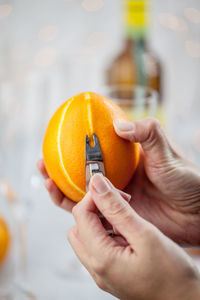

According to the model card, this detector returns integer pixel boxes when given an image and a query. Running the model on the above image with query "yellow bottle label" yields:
[124,0,149,38]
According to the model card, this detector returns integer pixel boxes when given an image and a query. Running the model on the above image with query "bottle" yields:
[106,0,163,122]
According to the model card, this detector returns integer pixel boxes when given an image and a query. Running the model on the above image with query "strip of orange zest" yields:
[85,92,94,146]
[57,98,85,196]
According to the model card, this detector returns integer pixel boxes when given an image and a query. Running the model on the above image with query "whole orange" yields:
[0,217,10,266]
[43,92,140,202]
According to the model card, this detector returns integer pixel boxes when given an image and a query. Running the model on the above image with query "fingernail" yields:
[91,174,110,194]
[114,121,135,132]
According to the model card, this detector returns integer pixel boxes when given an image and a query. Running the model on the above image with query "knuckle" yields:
[72,204,80,219]
[67,227,75,242]
[102,189,114,199]
[52,198,60,207]
[94,277,107,291]
[129,132,136,142]
[91,257,108,276]
[106,197,132,220]
[109,197,124,214]
[144,118,162,147]
[123,212,134,225]
[146,117,161,132]
[103,190,122,210]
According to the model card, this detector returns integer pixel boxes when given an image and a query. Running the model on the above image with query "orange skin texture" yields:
[43,92,140,202]
[0,217,10,267]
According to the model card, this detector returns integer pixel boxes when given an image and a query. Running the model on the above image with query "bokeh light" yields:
[185,40,200,58]
[158,13,188,32]
[38,25,59,42]
[0,4,12,20]
[82,0,104,12]
[184,8,200,23]
[88,32,109,48]
[34,47,56,67]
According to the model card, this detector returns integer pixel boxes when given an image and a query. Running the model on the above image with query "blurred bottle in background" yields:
[106,0,163,122]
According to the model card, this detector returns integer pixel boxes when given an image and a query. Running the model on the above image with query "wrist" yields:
[162,270,200,300]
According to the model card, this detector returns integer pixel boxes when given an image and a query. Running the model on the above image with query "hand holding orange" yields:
[43,92,140,202]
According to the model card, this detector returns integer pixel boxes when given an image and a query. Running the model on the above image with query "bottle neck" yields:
[123,0,149,41]
[124,38,147,51]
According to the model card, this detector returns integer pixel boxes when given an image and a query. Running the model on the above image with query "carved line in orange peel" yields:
[57,97,85,196]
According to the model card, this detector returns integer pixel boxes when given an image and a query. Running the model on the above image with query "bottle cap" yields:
[123,0,150,39]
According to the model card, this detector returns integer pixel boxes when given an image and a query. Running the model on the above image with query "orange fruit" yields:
[0,216,10,266]
[43,92,140,202]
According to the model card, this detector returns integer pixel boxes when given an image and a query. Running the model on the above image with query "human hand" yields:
[37,159,131,213]
[68,174,200,300]
[38,117,200,245]
[37,159,76,212]
[114,118,200,245]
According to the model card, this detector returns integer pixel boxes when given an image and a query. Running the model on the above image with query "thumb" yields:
[114,117,174,162]
[89,174,153,246]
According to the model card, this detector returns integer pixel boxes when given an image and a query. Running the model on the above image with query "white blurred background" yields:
[0,0,200,299]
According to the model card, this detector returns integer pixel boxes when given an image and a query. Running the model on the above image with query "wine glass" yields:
[0,72,57,298]
[97,85,159,122]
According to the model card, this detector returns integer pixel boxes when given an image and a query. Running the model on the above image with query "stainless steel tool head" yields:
[85,133,105,192]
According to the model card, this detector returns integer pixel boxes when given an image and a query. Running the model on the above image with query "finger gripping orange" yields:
[43,92,140,202]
